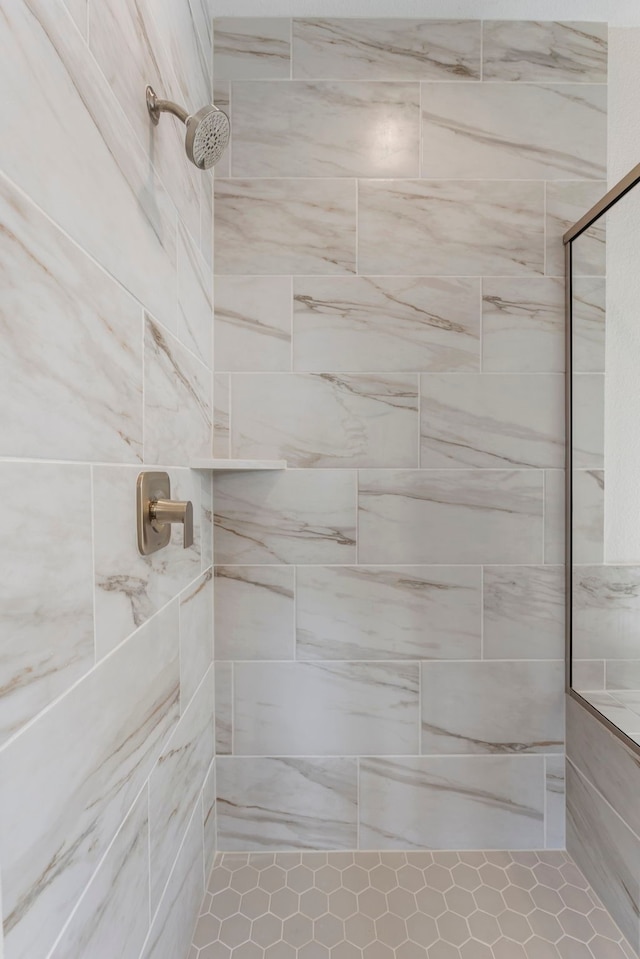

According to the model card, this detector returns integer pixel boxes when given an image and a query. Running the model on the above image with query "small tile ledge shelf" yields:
[190,459,287,471]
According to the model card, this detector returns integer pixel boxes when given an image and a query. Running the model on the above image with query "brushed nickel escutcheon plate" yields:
[137,471,171,556]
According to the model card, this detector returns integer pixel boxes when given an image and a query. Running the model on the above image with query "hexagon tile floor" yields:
[189,851,638,959]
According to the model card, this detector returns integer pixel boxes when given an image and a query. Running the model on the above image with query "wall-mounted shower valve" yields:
[136,471,194,555]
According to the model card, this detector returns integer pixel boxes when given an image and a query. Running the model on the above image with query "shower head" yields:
[146,85,230,170]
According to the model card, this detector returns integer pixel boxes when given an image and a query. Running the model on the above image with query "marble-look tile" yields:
[584,693,640,739]
[544,469,565,565]
[482,21,608,82]
[141,803,204,959]
[359,756,545,850]
[0,174,143,461]
[573,659,605,690]
[292,19,481,81]
[0,463,94,746]
[200,160,214,259]
[213,373,231,458]
[233,662,419,756]
[63,0,87,36]
[144,315,212,466]
[573,566,640,660]
[214,566,295,660]
[0,0,177,329]
[420,373,564,469]
[567,760,640,954]
[421,83,606,180]
[179,571,213,712]
[215,663,233,756]
[231,373,419,468]
[482,278,564,373]
[232,81,420,178]
[203,761,216,879]
[200,471,213,572]
[358,469,543,565]
[214,469,357,564]
[214,276,292,372]
[93,465,202,658]
[212,81,231,177]
[293,276,480,373]
[177,222,213,368]
[0,602,179,959]
[214,18,291,79]
[573,469,604,563]
[149,667,214,911]
[216,758,358,851]
[358,180,544,276]
[546,181,606,276]
[572,373,604,468]
[573,277,606,373]
[215,179,356,275]
[141,0,211,118]
[421,661,564,755]
[296,565,481,661]
[48,791,149,959]
[483,565,564,660]
[545,756,566,850]
[607,661,640,691]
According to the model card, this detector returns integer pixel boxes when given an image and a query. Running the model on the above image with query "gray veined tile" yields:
[144,315,212,466]
[572,373,604,468]
[296,565,481,661]
[359,756,545,850]
[419,373,564,469]
[483,566,564,661]
[572,659,605,691]
[231,81,420,178]
[179,570,213,712]
[203,760,216,879]
[546,181,606,277]
[421,83,606,180]
[213,373,230,458]
[0,463,94,747]
[583,693,640,738]
[606,661,640,691]
[200,470,213,572]
[216,758,358,851]
[230,373,419,468]
[215,663,233,756]
[573,277,606,372]
[482,21,607,82]
[233,662,419,756]
[545,756,566,850]
[0,174,143,462]
[420,661,564,755]
[573,469,604,564]
[0,601,180,959]
[214,276,292,372]
[63,0,87,36]
[358,180,544,276]
[214,18,291,79]
[214,179,356,275]
[358,470,543,565]
[292,19,481,81]
[573,566,640,660]
[214,469,357,565]
[212,81,231,177]
[293,276,480,373]
[48,790,149,959]
[482,277,564,373]
[544,469,565,565]
[215,566,295,661]
[177,220,213,368]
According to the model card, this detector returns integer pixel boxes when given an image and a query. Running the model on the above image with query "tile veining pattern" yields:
[0,2,215,959]
[212,19,607,854]
[190,849,637,958]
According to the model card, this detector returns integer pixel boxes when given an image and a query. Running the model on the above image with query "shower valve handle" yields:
[150,498,194,549]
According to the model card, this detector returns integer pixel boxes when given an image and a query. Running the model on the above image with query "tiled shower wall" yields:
[0,3,215,959]
[211,18,608,852]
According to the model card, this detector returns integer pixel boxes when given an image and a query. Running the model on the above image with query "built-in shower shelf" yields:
[190,458,287,471]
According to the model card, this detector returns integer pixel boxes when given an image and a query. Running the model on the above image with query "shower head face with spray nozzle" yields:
[185,105,231,170]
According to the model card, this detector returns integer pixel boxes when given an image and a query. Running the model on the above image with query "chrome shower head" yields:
[146,85,230,170]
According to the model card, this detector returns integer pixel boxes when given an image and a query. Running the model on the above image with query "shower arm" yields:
[146,86,189,126]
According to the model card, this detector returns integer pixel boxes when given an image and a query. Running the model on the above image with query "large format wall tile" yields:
[214,470,357,564]
[573,469,604,563]
[293,276,480,373]
[203,761,216,879]
[179,571,213,713]
[214,276,292,372]
[545,755,566,850]
[358,470,543,565]
[215,663,233,756]
[230,373,419,468]
[177,221,213,367]
[483,565,564,660]
[482,21,607,82]
[214,566,295,661]
[0,175,143,462]
[233,662,419,756]
[48,791,149,959]
[214,179,357,275]
[573,373,605,468]
[545,181,606,276]
[214,18,291,79]
[296,565,481,661]
[358,180,544,276]
[292,19,481,80]
[232,81,420,178]
[544,469,565,565]
[419,373,564,469]
[573,277,606,372]
[422,83,606,180]
[420,661,564,755]
[0,463,94,746]
[359,756,545,850]
[0,602,179,959]
[482,278,564,373]
[573,566,640,660]
[216,758,358,851]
